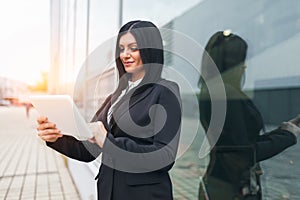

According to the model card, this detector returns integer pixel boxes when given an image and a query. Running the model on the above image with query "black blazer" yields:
[47,79,181,200]
[199,84,297,200]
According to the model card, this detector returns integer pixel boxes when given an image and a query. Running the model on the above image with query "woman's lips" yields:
[123,61,134,66]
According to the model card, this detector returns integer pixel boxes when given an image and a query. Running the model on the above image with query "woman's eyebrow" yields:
[119,42,138,46]
[128,42,138,46]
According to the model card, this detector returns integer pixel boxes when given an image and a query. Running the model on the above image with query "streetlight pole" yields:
[83,0,90,119]
[118,0,123,28]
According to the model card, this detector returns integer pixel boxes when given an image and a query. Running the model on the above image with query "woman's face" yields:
[119,32,145,81]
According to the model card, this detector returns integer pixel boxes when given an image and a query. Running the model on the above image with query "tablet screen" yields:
[29,95,93,140]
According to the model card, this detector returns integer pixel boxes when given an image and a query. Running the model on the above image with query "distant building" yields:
[162,0,300,124]
[0,77,29,101]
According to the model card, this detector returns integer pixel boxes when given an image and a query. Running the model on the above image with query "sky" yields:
[0,0,50,85]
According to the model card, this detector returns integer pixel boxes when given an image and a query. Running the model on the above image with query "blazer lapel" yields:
[102,101,112,131]
[110,85,154,128]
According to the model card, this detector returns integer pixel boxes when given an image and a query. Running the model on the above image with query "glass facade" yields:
[49,0,300,199]
[162,0,300,199]
[49,1,120,199]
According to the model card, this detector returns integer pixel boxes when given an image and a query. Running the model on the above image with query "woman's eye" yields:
[130,47,139,51]
[119,46,138,53]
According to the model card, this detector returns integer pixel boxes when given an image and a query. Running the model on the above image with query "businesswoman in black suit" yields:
[198,31,300,200]
[37,20,181,200]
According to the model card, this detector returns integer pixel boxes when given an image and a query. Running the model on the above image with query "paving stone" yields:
[0,107,80,200]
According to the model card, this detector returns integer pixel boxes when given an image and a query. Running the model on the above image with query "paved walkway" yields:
[2,106,298,200]
[0,107,80,200]
[170,119,207,200]
[0,107,208,200]
[170,120,300,200]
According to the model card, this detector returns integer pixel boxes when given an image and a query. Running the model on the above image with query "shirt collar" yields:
[127,78,142,90]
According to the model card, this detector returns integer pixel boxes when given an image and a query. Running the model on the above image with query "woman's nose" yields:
[123,50,130,57]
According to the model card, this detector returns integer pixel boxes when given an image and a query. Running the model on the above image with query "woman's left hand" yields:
[88,121,108,148]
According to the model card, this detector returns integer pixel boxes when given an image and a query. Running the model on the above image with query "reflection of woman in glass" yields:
[36,20,181,200]
[198,31,300,200]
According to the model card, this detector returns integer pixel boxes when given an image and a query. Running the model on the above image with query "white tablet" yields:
[29,95,93,140]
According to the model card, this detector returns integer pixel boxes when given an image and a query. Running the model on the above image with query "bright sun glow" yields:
[0,0,50,85]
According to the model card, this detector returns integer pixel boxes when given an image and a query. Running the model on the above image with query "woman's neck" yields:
[131,72,145,82]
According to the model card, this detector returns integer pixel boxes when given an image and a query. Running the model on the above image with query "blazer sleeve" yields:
[224,98,297,162]
[102,82,181,171]
[256,128,297,161]
[46,135,101,162]
[45,96,112,162]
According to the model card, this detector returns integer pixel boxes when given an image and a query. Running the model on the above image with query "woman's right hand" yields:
[281,122,300,137]
[37,116,63,142]
[289,115,300,127]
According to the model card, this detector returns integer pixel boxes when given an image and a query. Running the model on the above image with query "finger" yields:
[99,123,107,135]
[38,131,61,139]
[281,121,295,128]
[88,137,96,143]
[97,121,104,127]
[37,122,57,131]
[98,121,106,130]
[40,134,63,142]
[37,129,61,136]
[93,131,98,137]
[287,122,297,127]
[89,122,100,132]
[99,121,104,127]
[290,115,300,125]
[37,116,48,124]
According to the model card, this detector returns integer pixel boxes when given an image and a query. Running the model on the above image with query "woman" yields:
[198,31,300,199]
[37,20,181,200]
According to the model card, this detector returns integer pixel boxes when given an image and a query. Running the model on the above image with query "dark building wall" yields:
[161,0,300,124]
[253,87,300,124]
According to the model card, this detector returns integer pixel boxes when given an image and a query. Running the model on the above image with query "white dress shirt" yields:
[107,78,143,124]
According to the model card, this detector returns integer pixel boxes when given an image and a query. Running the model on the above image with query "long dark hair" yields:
[198,31,248,90]
[113,20,164,100]
[198,31,248,131]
